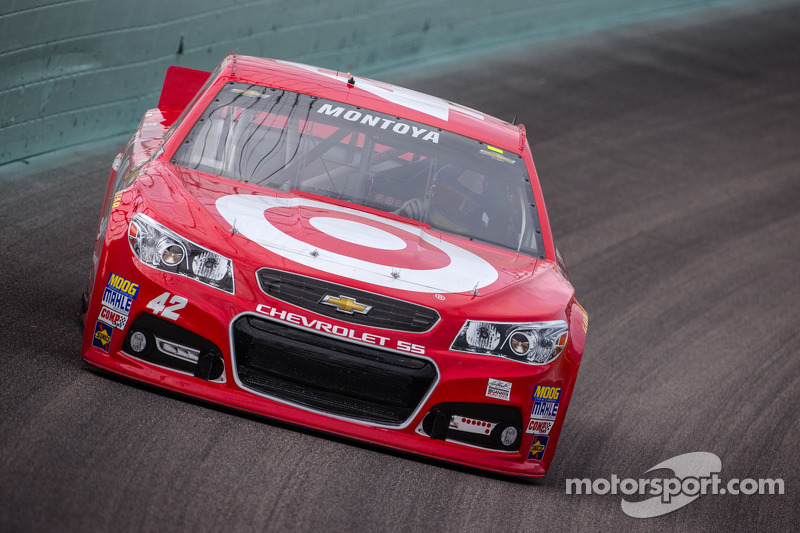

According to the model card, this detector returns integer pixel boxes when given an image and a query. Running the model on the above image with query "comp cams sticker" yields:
[97,305,129,330]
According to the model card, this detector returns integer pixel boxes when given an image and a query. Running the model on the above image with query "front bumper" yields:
[82,255,580,479]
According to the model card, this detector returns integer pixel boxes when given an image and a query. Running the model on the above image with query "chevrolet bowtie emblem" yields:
[320,295,372,315]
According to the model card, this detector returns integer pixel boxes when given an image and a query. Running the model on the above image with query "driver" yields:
[396,164,489,236]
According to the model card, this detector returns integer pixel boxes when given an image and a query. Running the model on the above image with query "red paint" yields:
[81,54,585,478]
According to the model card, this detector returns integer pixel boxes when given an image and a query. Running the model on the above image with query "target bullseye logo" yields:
[215,194,498,294]
[308,216,406,250]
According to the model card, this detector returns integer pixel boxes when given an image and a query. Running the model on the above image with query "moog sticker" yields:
[101,273,139,315]
[530,385,561,421]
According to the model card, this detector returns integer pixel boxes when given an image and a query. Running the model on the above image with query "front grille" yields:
[257,268,440,333]
[233,315,437,425]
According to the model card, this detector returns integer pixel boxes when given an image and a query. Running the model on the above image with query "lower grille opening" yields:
[419,402,524,451]
[122,314,225,381]
[233,315,437,425]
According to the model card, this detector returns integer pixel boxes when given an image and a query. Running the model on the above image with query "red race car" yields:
[81,54,587,478]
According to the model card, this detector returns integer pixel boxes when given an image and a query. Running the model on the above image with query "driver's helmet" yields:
[429,165,487,234]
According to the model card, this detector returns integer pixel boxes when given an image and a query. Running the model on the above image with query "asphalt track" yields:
[1,2,798,531]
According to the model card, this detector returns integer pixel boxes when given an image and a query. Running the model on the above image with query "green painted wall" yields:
[0,0,753,165]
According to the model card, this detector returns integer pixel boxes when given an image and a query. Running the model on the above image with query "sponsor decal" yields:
[92,321,113,352]
[479,146,516,165]
[278,59,486,122]
[573,302,589,333]
[530,385,561,421]
[486,378,512,401]
[232,88,270,98]
[528,435,549,461]
[526,418,555,435]
[112,191,123,209]
[101,273,139,314]
[97,305,129,330]
[256,304,426,355]
[320,295,372,315]
[317,103,440,143]
[215,194,499,294]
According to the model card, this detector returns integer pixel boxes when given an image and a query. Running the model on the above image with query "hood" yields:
[163,166,538,297]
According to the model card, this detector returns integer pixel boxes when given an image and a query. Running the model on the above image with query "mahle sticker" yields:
[102,273,140,314]
[530,385,561,421]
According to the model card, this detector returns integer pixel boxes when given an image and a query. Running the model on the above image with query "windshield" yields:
[171,82,543,256]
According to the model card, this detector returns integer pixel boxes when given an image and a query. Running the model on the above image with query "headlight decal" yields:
[465,321,501,350]
[450,320,568,365]
[128,213,235,293]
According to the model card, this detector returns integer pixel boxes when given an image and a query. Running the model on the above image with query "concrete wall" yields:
[0,0,752,165]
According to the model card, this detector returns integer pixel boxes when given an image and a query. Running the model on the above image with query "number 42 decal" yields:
[146,292,188,320]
